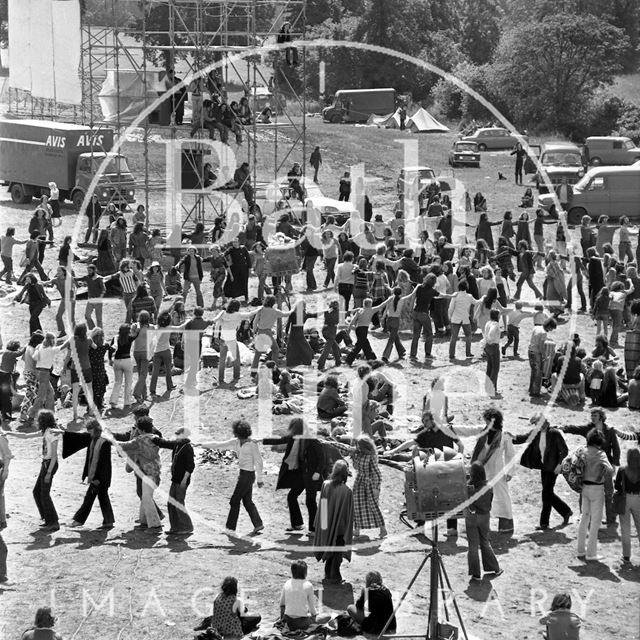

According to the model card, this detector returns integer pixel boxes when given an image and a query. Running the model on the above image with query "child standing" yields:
[199,420,264,535]
[502,301,534,358]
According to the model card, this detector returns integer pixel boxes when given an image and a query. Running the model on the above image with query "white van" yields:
[539,163,640,224]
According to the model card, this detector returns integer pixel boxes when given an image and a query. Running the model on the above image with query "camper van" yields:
[539,163,640,224]
[585,136,640,166]
[322,88,396,124]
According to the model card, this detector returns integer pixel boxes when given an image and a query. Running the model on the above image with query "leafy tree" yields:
[488,13,628,133]
[458,0,503,64]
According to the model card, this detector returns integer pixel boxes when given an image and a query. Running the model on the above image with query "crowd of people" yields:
[2,159,640,640]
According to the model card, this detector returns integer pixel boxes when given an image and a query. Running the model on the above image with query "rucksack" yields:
[561,446,587,493]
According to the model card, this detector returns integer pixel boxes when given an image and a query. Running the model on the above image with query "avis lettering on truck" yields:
[0,119,136,209]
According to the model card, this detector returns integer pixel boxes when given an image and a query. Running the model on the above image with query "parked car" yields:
[448,140,481,167]
[396,166,440,196]
[524,141,586,191]
[538,163,640,224]
[584,136,640,166]
[459,127,526,151]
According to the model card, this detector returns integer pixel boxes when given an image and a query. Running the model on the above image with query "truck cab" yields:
[73,152,136,209]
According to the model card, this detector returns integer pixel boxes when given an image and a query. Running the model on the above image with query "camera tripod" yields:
[378,515,469,640]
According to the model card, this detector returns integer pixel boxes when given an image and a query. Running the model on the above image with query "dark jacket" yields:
[62,432,112,488]
[563,423,620,466]
[512,427,568,472]
[179,253,204,280]
[153,438,195,485]
[262,436,326,490]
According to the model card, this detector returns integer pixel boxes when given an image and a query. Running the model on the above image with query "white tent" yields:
[366,108,403,128]
[406,108,450,133]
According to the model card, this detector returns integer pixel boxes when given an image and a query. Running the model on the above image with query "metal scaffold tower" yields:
[79,0,307,229]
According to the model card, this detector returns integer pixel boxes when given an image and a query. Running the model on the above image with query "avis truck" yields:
[0,119,135,209]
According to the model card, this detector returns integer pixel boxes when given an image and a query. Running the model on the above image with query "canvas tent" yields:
[367,106,450,133]
[407,108,449,133]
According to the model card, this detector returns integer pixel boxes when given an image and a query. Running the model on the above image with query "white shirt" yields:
[448,291,475,325]
[213,438,263,482]
[435,274,448,295]
[335,262,355,286]
[280,579,317,618]
[484,320,501,345]
[42,428,58,461]
[34,345,60,370]
[539,429,547,458]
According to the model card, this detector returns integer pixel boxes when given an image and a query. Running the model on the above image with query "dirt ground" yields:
[0,120,639,640]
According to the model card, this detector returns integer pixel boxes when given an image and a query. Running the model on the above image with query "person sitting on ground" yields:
[279,560,330,631]
[209,576,261,637]
[20,607,63,640]
[346,571,396,634]
[317,375,347,419]
[539,592,581,640]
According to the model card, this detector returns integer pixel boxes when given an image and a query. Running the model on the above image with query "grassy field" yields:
[0,118,639,640]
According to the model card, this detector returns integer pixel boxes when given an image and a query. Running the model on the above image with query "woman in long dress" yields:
[544,250,567,316]
[331,435,386,538]
[285,301,315,367]
[396,269,414,331]
[95,229,116,276]
[224,238,251,303]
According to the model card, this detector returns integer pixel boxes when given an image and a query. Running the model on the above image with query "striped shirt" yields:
[119,271,138,294]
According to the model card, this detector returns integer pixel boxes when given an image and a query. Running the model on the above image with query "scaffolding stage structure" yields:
[7,0,307,230]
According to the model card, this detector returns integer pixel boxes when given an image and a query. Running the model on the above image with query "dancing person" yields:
[313,459,354,584]
[65,419,114,529]
[106,259,140,324]
[380,287,412,362]
[331,434,386,538]
[153,426,195,536]
[128,222,150,268]
[410,273,439,362]
[263,418,325,533]
[199,420,264,535]
[250,296,290,375]
[130,284,157,324]
[562,408,620,527]
[511,415,572,530]
[615,448,640,563]
[484,309,502,397]
[67,323,95,421]
[108,323,137,410]
[335,251,355,311]
[78,264,106,330]
[15,273,51,334]
[178,246,205,309]
[345,299,386,366]
[149,311,189,396]
[19,332,44,426]
[0,340,25,423]
[514,240,542,300]
[88,327,109,413]
[317,299,343,371]
[448,280,475,360]
[0,227,26,284]
[471,407,517,533]
[33,410,60,532]
[16,231,48,285]
[213,300,259,385]
[224,238,252,304]
[575,428,613,561]
[118,416,163,531]
[466,461,502,582]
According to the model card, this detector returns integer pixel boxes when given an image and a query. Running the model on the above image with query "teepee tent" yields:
[406,108,450,133]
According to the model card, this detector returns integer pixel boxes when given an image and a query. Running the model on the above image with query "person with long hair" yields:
[615,447,640,562]
[128,222,151,268]
[470,407,517,533]
[465,461,502,581]
[539,592,582,640]
[109,216,128,263]
[313,459,354,584]
[178,245,205,308]
[44,266,76,337]
[381,286,412,362]
[514,240,542,300]
[65,323,95,421]
[14,273,51,334]
[32,333,59,415]
[262,418,326,533]
[33,410,60,531]
[19,331,45,425]
[473,287,505,337]
[331,434,386,538]
[106,259,140,324]
[209,575,262,637]
[346,571,396,634]
[130,284,157,324]
[213,300,260,385]
[321,230,341,287]
[149,311,189,396]
[88,327,109,413]
[146,261,165,316]
[224,237,252,303]
[0,340,25,423]
[199,420,264,534]
[21,607,64,640]
[576,428,614,561]
[131,310,151,403]
[108,323,138,410]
